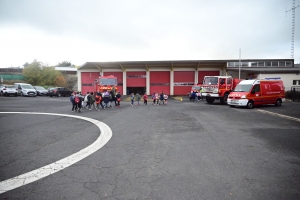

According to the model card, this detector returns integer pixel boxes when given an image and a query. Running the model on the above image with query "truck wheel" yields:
[206,97,215,104]
[247,100,254,109]
[220,94,229,105]
[275,99,282,107]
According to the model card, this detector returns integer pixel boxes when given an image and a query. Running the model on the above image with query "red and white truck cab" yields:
[201,76,242,104]
[227,79,285,109]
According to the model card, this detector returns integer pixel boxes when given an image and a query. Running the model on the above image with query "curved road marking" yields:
[0,112,112,194]
[256,109,300,122]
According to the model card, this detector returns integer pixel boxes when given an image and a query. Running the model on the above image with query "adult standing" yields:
[159,91,164,105]
[89,92,96,110]
[70,92,76,112]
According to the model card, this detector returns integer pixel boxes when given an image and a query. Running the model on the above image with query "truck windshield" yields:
[204,77,218,85]
[233,84,252,92]
[99,78,117,86]
[192,86,201,91]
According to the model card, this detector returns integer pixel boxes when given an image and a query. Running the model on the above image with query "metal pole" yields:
[239,49,241,79]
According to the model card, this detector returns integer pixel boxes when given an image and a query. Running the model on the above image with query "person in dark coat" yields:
[116,92,121,107]
[159,91,164,105]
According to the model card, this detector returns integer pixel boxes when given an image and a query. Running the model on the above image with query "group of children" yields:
[130,92,168,106]
[70,89,121,112]
[70,90,169,112]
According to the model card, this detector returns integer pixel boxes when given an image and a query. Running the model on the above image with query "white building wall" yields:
[258,73,300,91]
[227,71,248,79]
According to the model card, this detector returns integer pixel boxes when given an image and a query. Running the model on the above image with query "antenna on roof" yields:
[286,0,299,59]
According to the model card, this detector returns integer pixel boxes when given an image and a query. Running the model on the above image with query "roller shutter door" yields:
[81,72,100,94]
[174,71,194,95]
[150,71,170,95]
[126,71,146,87]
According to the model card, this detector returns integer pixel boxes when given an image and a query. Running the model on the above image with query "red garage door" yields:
[174,71,194,95]
[150,71,170,95]
[198,71,220,84]
[103,72,123,95]
[126,71,146,87]
[81,72,100,94]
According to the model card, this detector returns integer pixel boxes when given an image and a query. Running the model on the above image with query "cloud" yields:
[0,0,299,67]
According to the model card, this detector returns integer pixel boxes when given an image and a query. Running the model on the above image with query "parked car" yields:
[48,87,73,97]
[14,83,37,97]
[1,85,18,96]
[0,84,7,96]
[34,86,48,96]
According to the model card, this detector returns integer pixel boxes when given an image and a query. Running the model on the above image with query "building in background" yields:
[78,59,299,95]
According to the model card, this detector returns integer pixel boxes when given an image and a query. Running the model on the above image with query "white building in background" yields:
[54,67,77,75]
[227,61,300,91]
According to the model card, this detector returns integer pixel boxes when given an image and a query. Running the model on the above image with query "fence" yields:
[0,74,24,81]
[291,87,300,102]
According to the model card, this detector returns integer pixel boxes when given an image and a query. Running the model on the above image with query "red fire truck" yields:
[201,76,242,104]
[95,75,118,92]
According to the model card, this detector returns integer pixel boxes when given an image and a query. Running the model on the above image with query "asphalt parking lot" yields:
[0,96,300,199]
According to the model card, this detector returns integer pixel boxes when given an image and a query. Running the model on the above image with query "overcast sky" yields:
[0,0,299,68]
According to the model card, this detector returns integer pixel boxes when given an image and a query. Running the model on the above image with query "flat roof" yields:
[78,59,295,72]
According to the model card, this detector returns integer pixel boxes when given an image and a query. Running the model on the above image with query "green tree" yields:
[23,60,66,87]
[22,60,43,85]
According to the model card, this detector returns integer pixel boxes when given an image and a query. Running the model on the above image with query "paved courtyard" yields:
[0,96,300,199]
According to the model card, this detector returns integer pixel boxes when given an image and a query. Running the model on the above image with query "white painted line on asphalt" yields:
[47,99,69,101]
[256,109,300,122]
[0,112,112,194]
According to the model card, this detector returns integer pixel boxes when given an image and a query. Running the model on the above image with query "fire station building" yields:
[78,59,298,95]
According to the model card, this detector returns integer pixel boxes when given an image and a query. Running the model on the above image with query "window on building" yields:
[242,62,248,66]
[250,62,258,67]
[265,62,271,66]
[258,62,264,66]
[286,61,292,66]
[279,61,285,66]
[272,62,278,66]
[227,62,235,67]
[293,80,300,85]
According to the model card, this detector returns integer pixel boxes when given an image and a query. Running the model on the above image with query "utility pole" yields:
[286,0,299,59]
[239,49,241,79]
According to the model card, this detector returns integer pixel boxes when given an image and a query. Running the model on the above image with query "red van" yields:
[227,79,285,109]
